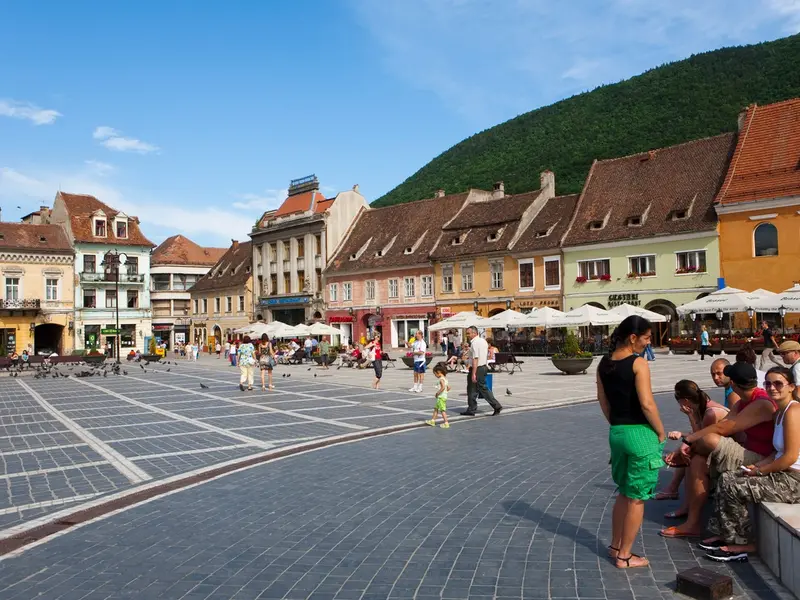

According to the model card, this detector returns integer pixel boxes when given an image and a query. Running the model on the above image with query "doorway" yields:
[34,323,63,355]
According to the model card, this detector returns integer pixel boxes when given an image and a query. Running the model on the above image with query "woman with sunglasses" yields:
[703,366,800,562]
[657,381,728,518]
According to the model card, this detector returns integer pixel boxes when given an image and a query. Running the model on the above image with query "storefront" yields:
[152,323,172,348]
[260,296,311,326]
[326,313,353,347]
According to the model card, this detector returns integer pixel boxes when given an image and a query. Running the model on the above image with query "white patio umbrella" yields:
[608,303,667,323]
[550,304,622,327]
[306,322,340,336]
[234,322,272,335]
[676,287,779,315]
[484,308,533,328]
[429,311,493,331]
[269,323,306,338]
[776,284,800,312]
[516,306,566,328]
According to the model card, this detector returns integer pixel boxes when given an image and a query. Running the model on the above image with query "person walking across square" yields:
[760,321,781,371]
[409,330,427,393]
[462,326,502,416]
[426,362,451,428]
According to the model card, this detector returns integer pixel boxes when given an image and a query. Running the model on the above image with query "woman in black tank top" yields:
[597,316,666,569]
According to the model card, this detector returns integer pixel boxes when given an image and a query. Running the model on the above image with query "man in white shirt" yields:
[304,336,313,363]
[779,340,800,399]
[409,330,427,393]
[463,325,503,416]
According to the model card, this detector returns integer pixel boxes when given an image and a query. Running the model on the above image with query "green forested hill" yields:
[373,34,800,207]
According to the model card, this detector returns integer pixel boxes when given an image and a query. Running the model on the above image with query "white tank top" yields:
[773,402,800,472]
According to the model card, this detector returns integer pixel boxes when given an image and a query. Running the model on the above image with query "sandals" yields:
[607,545,619,557]
[616,554,649,569]
[660,526,702,538]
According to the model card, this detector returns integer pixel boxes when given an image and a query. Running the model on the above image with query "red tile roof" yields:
[57,192,154,247]
[0,223,72,253]
[513,194,579,253]
[190,241,252,293]
[716,99,800,206]
[563,134,735,247]
[151,235,227,266]
[272,190,327,218]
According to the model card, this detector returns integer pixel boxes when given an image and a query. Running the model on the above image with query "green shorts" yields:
[609,424,665,500]
[435,395,447,412]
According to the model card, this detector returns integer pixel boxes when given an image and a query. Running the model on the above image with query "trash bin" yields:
[478,373,493,399]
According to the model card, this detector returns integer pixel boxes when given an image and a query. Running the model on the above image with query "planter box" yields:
[401,356,434,369]
[551,357,593,375]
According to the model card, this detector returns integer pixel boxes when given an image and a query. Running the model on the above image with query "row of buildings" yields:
[2,98,797,354]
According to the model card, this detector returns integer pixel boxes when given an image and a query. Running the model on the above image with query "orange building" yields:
[715,99,800,328]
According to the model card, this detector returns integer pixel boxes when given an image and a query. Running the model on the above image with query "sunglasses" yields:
[765,380,788,390]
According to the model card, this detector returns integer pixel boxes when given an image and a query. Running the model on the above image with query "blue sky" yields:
[1,0,798,246]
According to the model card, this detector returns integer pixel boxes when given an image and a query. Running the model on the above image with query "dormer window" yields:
[375,250,384,257]
[350,253,358,260]
[39,236,47,243]
[116,220,128,238]
[451,234,465,246]
[403,247,414,254]
[535,230,549,238]
[626,216,642,227]
[588,220,604,231]
[94,219,106,237]
[671,210,688,221]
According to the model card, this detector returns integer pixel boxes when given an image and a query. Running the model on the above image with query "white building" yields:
[150,235,226,348]
[49,192,155,355]
[249,175,368,325]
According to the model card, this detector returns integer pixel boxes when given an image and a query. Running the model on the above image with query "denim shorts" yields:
[413,362,426,374]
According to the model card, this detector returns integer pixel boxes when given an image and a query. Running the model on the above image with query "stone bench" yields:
[757,502,800,597]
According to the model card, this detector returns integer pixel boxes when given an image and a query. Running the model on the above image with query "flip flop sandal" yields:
[655,492,680,501]
[616,554,649,569]
[659,526,701,538]
[607,545,619,557]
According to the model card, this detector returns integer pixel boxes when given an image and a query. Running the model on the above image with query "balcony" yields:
[0,298,40,310]
[270,262,277,274]
[297,257,305,271]
[314,254,322,269]
[81,271,145,284]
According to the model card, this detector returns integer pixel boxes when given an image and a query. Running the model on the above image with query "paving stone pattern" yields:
[0,393,790,600]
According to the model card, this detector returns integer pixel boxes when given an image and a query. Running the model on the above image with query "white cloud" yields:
[92,125,159,154]
[767,0,800,31]
[232,188,288,211]
[84,160,115,176]
[0,99,61,125]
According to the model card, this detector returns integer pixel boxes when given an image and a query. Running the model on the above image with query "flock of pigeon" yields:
[0,358,183,381]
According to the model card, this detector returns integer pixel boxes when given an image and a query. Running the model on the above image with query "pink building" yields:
[325,191,474,348]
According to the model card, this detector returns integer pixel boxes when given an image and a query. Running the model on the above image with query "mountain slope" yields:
[373,34,800,207]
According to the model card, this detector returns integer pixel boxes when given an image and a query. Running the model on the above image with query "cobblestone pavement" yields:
[0,352,717,534]
[0,391,791,600]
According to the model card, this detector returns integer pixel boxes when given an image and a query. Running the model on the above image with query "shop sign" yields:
[175,332,186,344]
[261,296,311,306]
[328,316,353,323]
[440,307,452,317]
[608,293,640,308]
[101,328,120,335]
[5,331,16,355]
[152,324,173,331]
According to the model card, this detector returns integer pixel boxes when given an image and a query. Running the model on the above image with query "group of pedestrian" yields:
[597,314,800,569]
[235,334,276,392]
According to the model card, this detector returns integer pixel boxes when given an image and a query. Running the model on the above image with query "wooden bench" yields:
[381,357,397,369]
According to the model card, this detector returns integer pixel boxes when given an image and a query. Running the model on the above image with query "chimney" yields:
[435,189,445,198]
[539,171,555,197]
[492,181,505,200]
[737,105,754,131]
[231,239,239,250]
[352,184,360,193]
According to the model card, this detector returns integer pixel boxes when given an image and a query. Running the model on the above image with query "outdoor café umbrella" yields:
[776,284,800,312]
[429,311,493,331]
[307,322,341,336]
[484,308,533,328]
[676,287,779,315]
[516,306,567,328]
[549,304,622,327]
[608,303,667,323]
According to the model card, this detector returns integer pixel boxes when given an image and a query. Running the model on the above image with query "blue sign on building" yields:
[260,296,311,307]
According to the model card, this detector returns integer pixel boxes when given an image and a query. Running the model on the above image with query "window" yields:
[329,283,338,302]
[343,282,352,301]
[94,219,106,237]
[84,289,96,308]
[421,275,433,297]
[628,255,656,277]
[283,273,291,293]
[404,277,416,297]
[297,238,305,257]
[270,274,277,295]
[519,259,534,290]
[365,280,376,302]
[490,261,504,290]
[83,255,96,273]
[46,278,58,301]
[125,256,138,275]
[544,257,561,289]
[282,241,290,256]
[460,263,474,292]
[226,297,232,312]
[754,223,778,257]
[202,298,208,314]
[441,264,453,293]
[126,290,138,308]
[388,279,399,299]
[675,250,707,274]
[193,299,199,314]
[106,290,117,308]
[116,220,128,238]
[577,259,611,281]
[315,234,322,255]
[152,274,171,291]
[171,273,199,291]
[269,243,277,260]
[5,277,20,300]
[214,297,221,313]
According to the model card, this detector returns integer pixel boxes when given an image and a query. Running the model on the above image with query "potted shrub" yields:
[551,331,594,375]
[141,337,162,362]
[401,351,434,369]
[84,349,106,365]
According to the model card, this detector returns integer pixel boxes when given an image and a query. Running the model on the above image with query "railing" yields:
[297,257,305,271]
[270,262,277,274]
[81,272,144,283]
[0,298,40,309]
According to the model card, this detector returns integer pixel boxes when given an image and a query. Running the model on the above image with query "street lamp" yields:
[780,305,787,338]
[101,250,127,364]
[747,307,755,337]
[505,299,512,310]
[473,300,479,313]
[690,312,697,322]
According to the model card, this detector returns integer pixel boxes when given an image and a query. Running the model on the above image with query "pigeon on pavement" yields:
[200,383,209,389]
[506,388,512,396]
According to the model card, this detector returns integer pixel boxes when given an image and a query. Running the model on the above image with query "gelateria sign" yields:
[608,293,640,308]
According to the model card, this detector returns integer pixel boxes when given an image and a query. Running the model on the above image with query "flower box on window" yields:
[627,271,656,278]
[575,276,587,283]
[675,266,698,274]
[599,274,612,281]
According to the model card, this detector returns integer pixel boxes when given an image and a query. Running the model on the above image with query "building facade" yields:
[324,191,472,347]
[0,223,74,356]
[561,134,736,344]
[49,192,154,355]
[189,240,253,349]
[430,174,556,318]
[714,99,800,329]
[150,235,226,349]
[250,176,368,326]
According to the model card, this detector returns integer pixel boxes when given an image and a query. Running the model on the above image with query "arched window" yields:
[754,223,778,257]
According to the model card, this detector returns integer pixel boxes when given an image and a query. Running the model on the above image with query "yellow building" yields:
[0,223,75,355]
[430,173,562,318]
